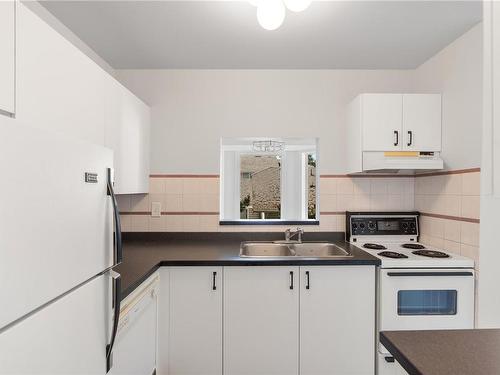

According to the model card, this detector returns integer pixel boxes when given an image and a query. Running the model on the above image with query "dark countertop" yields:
[114,232,380,299]
[381,329,500,375]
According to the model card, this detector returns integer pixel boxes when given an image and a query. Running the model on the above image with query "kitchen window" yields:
[220,138,319,224]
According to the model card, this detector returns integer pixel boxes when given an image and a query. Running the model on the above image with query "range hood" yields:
[360,151,444,174]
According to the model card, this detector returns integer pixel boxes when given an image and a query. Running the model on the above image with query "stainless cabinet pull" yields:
[394,130,399,146]
[305,271,310,290]
[289,271,294,290]
[212,271,217,290]
[407,130,413,146]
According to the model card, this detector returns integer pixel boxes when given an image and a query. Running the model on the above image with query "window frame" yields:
[219,138,320,226]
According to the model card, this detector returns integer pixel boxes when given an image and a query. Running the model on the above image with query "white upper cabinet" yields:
[361,94,403,151]
[403,94,442,151]
[354,93,442,153]
[224,267,299,375]
[0,1,15,116]
[105,78,150,194]
[167,267,222,375]
[13,3,150,193]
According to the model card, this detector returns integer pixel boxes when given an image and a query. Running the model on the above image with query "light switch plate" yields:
[151,202,162,217]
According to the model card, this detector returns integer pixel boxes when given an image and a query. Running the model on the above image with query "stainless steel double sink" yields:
[239,241,352,258]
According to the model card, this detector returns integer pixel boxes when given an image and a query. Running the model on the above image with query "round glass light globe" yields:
[284,0,312,12]
[256,0,286,31]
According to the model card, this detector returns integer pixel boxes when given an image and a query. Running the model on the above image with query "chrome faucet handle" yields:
[284,227,304,242]
[296,227,304,243]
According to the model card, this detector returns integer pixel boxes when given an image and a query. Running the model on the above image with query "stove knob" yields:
[352,223,358,230]
[402,223,408,230]
[410,222,416,228]
[368,222,376,230]
[359,223,366,229]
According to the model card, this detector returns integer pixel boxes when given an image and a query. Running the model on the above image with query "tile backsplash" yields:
[117,170,480,260]
[415,169,481,270]
[117,175,415,233]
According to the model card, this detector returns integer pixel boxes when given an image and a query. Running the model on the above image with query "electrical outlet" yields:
[151,202,162,217]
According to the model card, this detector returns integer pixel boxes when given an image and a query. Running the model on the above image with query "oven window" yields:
[397,290,458,315]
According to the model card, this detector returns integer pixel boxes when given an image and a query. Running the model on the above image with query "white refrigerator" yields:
[0,120,122,374]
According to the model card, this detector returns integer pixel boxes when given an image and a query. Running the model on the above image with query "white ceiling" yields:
[40,0,482,69]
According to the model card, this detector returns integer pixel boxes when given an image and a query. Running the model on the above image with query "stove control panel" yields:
[349,216,418,236]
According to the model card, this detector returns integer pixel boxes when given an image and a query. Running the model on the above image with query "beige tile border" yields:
[322,174,411,178]
[121,211,219,216]
[150,174,219,178]
[420,212,480,224]
[149,168,480,179]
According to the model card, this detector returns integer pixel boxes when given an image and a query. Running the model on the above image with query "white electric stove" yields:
[355,240,474,269]
[346,212,475,375]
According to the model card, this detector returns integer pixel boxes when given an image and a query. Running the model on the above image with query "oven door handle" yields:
[386,272,473,277]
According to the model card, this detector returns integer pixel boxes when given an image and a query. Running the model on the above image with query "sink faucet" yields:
[285,227,304,243]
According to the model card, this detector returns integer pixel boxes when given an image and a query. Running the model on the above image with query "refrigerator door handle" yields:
[106,270,121,373]
[107,168,123,266]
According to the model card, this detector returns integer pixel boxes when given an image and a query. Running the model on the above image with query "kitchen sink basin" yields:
[290,242,351,257]
[240,243,295,257]
[239,242,352,258]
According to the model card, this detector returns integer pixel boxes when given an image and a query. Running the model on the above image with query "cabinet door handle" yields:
[407,130,413,146]
[394,131,399,146]
[289,271,294,290]
[305,271,310,290]
[212,271,217,290]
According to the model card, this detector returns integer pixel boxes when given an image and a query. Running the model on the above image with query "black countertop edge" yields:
[117,232,380,300]
[120,264,162,300]
[380,332,421,375]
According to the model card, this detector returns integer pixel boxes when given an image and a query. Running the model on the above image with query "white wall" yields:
[477,2,500,328]
[116,23,482,174]
[116,69,414,174]
[412,23,483,170]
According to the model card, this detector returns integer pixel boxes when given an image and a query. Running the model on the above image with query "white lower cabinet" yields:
[378,354,409,375]
[224,266,299,375]
[167,267,223,375]
[300,266,376,375]
[158,266,376,375]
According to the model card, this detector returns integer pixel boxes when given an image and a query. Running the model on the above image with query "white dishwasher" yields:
[110,274,159,375]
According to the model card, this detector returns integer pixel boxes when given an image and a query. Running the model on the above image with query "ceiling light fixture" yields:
[250,0,312,31]
[283,0,312,12]
[256,0,286,31]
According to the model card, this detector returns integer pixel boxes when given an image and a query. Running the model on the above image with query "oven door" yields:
[379,268,474,351]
